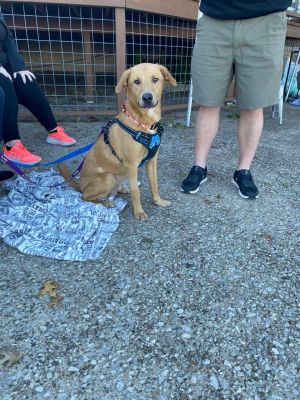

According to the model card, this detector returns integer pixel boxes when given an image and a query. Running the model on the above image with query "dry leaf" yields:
[40,280,63,307]
[208,171,217,178]
[48,295,64,308]
[204,199,213,205]
[0,349,23,368]
[260,234,272,241]
[39,280,59,297]
[227,112,240,119]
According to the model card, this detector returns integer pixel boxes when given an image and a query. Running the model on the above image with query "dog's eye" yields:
[134,79,141,85]
[152,77,159,83]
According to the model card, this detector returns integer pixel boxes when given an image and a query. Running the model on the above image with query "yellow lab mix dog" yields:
[58,63,177,220]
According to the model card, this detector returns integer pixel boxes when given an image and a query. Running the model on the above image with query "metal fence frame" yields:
[2,0,199,117]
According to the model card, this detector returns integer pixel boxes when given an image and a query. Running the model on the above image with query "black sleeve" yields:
[1,15,26,73]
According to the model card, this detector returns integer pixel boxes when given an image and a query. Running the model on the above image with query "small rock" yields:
[181,333,191,340]
[117,381,125,391]
[68,366,79,372]
[210,374,219,390]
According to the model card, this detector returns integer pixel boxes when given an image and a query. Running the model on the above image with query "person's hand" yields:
[13,70,36,84]
[0,66,12,81]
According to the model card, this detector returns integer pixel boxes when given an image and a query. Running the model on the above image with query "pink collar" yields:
[122,105,156,131]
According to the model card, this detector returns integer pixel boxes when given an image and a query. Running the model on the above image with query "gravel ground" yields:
[0,104,299,400]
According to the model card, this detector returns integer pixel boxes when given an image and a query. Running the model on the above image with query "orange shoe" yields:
[46,126,76,146]
[2,140,41,166]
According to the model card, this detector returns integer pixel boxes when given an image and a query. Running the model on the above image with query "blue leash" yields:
[0,143,93,188]
[0,122,111,187]
[11,142,94,168]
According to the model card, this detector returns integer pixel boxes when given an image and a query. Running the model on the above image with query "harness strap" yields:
[102,120,123,163]
[114,118,154,146]
[111,118,164,166]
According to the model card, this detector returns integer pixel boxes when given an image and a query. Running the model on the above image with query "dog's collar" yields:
[122,105,159,131]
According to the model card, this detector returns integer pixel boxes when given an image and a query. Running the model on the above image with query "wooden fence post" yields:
[83,26,95,102]
[115,7,126,112]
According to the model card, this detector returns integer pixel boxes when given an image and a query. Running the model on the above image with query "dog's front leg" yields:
[127,164,148,220]
[146,153,171,207]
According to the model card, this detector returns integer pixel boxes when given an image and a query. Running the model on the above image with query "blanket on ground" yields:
[0,169,127,261]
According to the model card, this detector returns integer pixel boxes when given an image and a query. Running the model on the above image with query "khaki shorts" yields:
[191,12,287,109]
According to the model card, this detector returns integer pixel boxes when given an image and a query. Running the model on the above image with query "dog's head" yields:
[115,63,177,109]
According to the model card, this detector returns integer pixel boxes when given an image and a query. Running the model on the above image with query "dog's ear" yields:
[115,68,132,93]
[158,65,177,86]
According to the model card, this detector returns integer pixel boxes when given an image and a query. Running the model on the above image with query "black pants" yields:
[0,73,57,143]
[0,86,4,141]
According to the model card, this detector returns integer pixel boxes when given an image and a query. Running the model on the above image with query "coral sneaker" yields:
[46,126,76,146]
[2,140,41,166]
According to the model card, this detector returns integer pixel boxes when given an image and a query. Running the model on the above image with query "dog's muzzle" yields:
[140,92,157,109]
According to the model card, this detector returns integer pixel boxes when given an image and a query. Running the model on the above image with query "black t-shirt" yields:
[200,0,292,20]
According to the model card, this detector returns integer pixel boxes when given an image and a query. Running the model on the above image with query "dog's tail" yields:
[57,162,80,192]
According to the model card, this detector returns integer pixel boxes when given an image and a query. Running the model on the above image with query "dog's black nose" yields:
[142,92,153,105]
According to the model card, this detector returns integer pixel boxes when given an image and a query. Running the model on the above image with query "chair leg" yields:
[278,85,284,125]
[278,99,283,125]
[271,105,276,119]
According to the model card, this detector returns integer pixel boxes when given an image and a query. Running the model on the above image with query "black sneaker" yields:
[181,166,207,194]
[0,171,14,181]
[232,169,259,199]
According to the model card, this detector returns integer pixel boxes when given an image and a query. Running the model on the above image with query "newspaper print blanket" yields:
[0,169,127,261]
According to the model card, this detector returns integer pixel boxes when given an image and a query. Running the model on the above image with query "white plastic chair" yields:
[271,84,284,125]
[271,56,292,125]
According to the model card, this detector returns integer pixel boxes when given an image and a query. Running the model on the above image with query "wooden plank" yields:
[14,0,199,20]
[287,10,300,19]
[115,7,127,112]
[6,16,195,39]
[19,110,117,117]
[13,0,125,6]
[126,0,199,20]
[19,103,191,118]
[83,29,95,101]
[287,23,300,40]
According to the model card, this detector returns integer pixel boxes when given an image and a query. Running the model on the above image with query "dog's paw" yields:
[134,210,149,220]
[154,198,171,207]
[118,186,130,194]
[100,200,115,208]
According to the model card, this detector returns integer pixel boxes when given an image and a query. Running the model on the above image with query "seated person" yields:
[0,11,76,166]
[0,86,14,180]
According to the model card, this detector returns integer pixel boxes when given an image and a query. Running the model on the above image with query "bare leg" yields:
[194,106,221,167]
[236,108,263,170]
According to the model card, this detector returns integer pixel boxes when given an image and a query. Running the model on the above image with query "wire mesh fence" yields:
[1,2,117,114]
[1,1,299,115]
[1,1,197,115]
[125,10,196,106]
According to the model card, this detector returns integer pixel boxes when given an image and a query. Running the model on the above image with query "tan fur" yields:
[58,63,177,220]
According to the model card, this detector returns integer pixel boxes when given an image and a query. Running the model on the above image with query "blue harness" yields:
[102,118,164,167]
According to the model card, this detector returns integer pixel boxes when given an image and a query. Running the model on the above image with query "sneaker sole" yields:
[232,179,259,199]
[181,177,207,194]
[4,155,41,166]
[46,137,76,146]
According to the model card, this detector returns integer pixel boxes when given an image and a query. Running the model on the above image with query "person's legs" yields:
[181,105,220,193]
[0,86,14,181]
[181,15,234,194]
[232,12,287,198]
[230,108,263,199]
[194,106,221,168]
[236,108,263,170]
[0,73,42,165]
[14,75,76,146]
[0,73,21,143]
[14,75,56,131]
